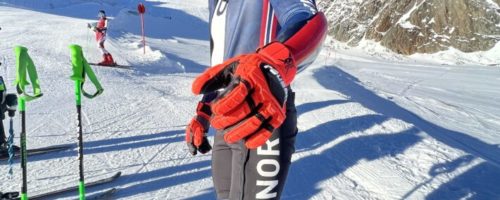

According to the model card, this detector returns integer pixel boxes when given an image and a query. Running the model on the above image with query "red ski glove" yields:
[192,42,297,149]
[186,101,212,155]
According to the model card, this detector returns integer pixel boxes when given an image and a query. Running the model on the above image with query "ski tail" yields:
[0,144,73,161]
[0,191,19,199]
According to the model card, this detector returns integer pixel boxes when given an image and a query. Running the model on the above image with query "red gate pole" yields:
[141,13,145,54]
[138,3,146,54]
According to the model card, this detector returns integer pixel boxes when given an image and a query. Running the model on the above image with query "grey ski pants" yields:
[212,91,297,200]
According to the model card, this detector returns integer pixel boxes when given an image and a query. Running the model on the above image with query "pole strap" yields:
[69,44,103,99]
[14,46,43,102]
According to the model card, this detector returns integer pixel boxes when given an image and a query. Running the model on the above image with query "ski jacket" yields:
[0,76,5,105]
[95,17,107,40]
[208,0,323,71]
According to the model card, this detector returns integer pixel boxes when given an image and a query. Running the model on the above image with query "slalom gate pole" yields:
[138,3,146,54]
[69,44,103,200]
[14,46,43,200]
[141,14,145,54]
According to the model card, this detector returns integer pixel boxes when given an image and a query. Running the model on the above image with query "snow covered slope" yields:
[1,1,499,199]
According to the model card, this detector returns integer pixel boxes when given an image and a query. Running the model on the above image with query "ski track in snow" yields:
[1,0,500,199]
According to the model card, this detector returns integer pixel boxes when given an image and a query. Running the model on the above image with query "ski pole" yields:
[6,94,18,177]
[14,46,43,200]
[7,106,15,175]
[69,44,103,200]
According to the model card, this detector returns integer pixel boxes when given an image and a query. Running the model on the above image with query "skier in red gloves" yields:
[88,10,116,66]
[186,0,327,199]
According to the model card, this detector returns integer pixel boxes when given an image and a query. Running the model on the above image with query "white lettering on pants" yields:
[256,180,279,199]
[256,138,280,199]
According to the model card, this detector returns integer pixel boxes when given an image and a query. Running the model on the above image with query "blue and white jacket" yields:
[208,0,322,70]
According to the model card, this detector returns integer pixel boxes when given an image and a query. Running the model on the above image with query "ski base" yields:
[0,144,73,161]
[88,63,132,70]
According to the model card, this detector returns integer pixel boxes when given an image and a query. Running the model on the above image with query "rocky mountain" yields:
[317,0,500,55]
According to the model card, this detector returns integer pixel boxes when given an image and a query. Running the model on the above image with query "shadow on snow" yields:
[284,65,500,199]
[115,160,212,198]
[84,130,184,155]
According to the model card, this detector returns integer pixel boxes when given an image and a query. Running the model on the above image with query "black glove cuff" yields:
[197,137,212,154]
[196,101,212,117]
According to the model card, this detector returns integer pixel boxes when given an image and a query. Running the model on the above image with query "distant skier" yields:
[88,10,116,66]
[185,0,327,199]
[0,76,18,154]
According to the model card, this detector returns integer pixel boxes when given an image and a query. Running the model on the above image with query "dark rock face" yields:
[317,0,500,55]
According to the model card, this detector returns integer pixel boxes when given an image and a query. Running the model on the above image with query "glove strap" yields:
[257,42,297,86]
[196,102,212,120]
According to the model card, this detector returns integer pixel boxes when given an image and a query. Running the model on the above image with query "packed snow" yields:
[1,0,499,199]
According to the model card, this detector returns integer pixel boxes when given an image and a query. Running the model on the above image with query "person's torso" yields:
[209,0,280,66]
[97,17,106,29]
[209,0,320,70]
